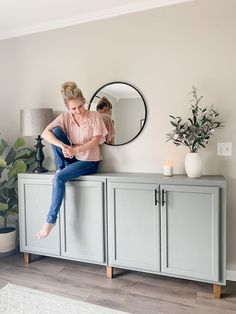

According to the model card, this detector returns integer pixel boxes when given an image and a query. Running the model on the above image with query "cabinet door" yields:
[61,180,105,264]
[19,179,60,256]
[108,182,160,273]
[161,185,220,282]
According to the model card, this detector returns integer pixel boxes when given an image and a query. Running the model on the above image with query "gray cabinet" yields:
[161,184,220,282]
[107,182,160,272]
[61,180,106,264]
[19,173,106,265]
[19,173,226,297]
[19,177,61,256]
[106,174,226,292]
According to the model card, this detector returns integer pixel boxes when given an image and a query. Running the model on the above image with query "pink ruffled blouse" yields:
[100,113,115,143]
[49,111,108,161]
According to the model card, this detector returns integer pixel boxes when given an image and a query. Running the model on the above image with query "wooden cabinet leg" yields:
[106,266,113,279]
[24,253,31,264]
[213,284,221,298]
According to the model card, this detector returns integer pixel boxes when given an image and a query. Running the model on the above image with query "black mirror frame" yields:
[89,81,147,146]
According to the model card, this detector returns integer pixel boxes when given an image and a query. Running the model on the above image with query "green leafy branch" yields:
[166,87,224,153]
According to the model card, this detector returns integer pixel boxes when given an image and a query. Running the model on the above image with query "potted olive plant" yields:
[166,87,224,177]
[0,136,35,256]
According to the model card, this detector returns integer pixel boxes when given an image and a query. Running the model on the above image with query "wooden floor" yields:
[0,253,236,314]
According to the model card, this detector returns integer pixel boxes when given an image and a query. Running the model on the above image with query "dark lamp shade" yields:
[20,108,54,136]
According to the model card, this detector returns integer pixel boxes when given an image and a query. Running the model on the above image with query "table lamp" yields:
[20,108,54,173]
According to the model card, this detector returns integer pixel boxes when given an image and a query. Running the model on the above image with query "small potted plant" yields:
[0,136,35,256]
[166,87,224,177]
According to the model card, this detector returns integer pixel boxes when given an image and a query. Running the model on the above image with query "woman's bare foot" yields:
[36,223,55,239]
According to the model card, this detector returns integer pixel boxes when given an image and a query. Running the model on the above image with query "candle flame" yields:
[165,160,173,166]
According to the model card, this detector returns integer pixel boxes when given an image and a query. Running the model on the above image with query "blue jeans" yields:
[46,127,99,224]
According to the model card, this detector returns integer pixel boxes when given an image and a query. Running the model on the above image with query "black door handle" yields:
[162,189,165,206]
[154,189,159,205]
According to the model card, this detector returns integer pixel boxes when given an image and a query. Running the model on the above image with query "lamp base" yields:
[33,135,48,173]
[33,166,48,173]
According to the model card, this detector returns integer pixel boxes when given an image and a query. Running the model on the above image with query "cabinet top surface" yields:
[18,172,226,185]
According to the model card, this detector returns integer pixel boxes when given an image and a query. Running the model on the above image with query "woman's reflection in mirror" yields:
[97,97,115,144]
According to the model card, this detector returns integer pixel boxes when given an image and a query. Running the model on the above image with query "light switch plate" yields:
[217,142,232,156]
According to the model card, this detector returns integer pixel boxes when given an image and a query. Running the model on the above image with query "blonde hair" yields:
[61,81,85,106]
[99,96,112,109]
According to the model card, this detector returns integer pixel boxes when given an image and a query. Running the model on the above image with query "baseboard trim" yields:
[227,270,236,281]
[0,249,16,257]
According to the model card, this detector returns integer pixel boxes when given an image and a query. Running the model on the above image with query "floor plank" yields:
[0,253,236,314]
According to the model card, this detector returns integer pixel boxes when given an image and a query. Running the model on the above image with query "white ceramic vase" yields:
[185,152,202,178]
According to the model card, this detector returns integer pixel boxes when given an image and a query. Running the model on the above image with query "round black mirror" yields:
[89,82,147,146]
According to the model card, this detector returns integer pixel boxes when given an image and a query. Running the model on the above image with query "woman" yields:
[36,82,108,239]
[96,97,115,144]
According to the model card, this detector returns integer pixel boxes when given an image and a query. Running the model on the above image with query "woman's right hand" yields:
[60,143,70,150]
[61,143,73,158]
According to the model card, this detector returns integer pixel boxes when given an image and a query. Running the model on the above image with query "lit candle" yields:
[163,160,173,176]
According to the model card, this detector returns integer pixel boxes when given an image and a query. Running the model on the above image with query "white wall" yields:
[1,0,236,275]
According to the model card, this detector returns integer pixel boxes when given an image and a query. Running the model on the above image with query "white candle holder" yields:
[163,160,173,176]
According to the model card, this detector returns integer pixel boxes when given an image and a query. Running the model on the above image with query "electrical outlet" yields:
[217,142,232,156]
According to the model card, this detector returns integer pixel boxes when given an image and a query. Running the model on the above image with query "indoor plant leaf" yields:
[0,202,8,210]
[0,210,7,217]
[0,178,16,189]
[0,135,35,228]
[15,148,35,160]
[23,155,36,166]
[5,148,15,165]
[13,137,26,150]
[8,197,18,209]
[0,138,8,155]
[8,207,18,216]
[8,160,27,179]
[0,158,7,169]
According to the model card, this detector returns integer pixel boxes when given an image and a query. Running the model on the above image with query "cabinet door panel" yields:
[161,185,220,282]
[61,181,105,264]
[19,180,60,255]
[108,182,160,272]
